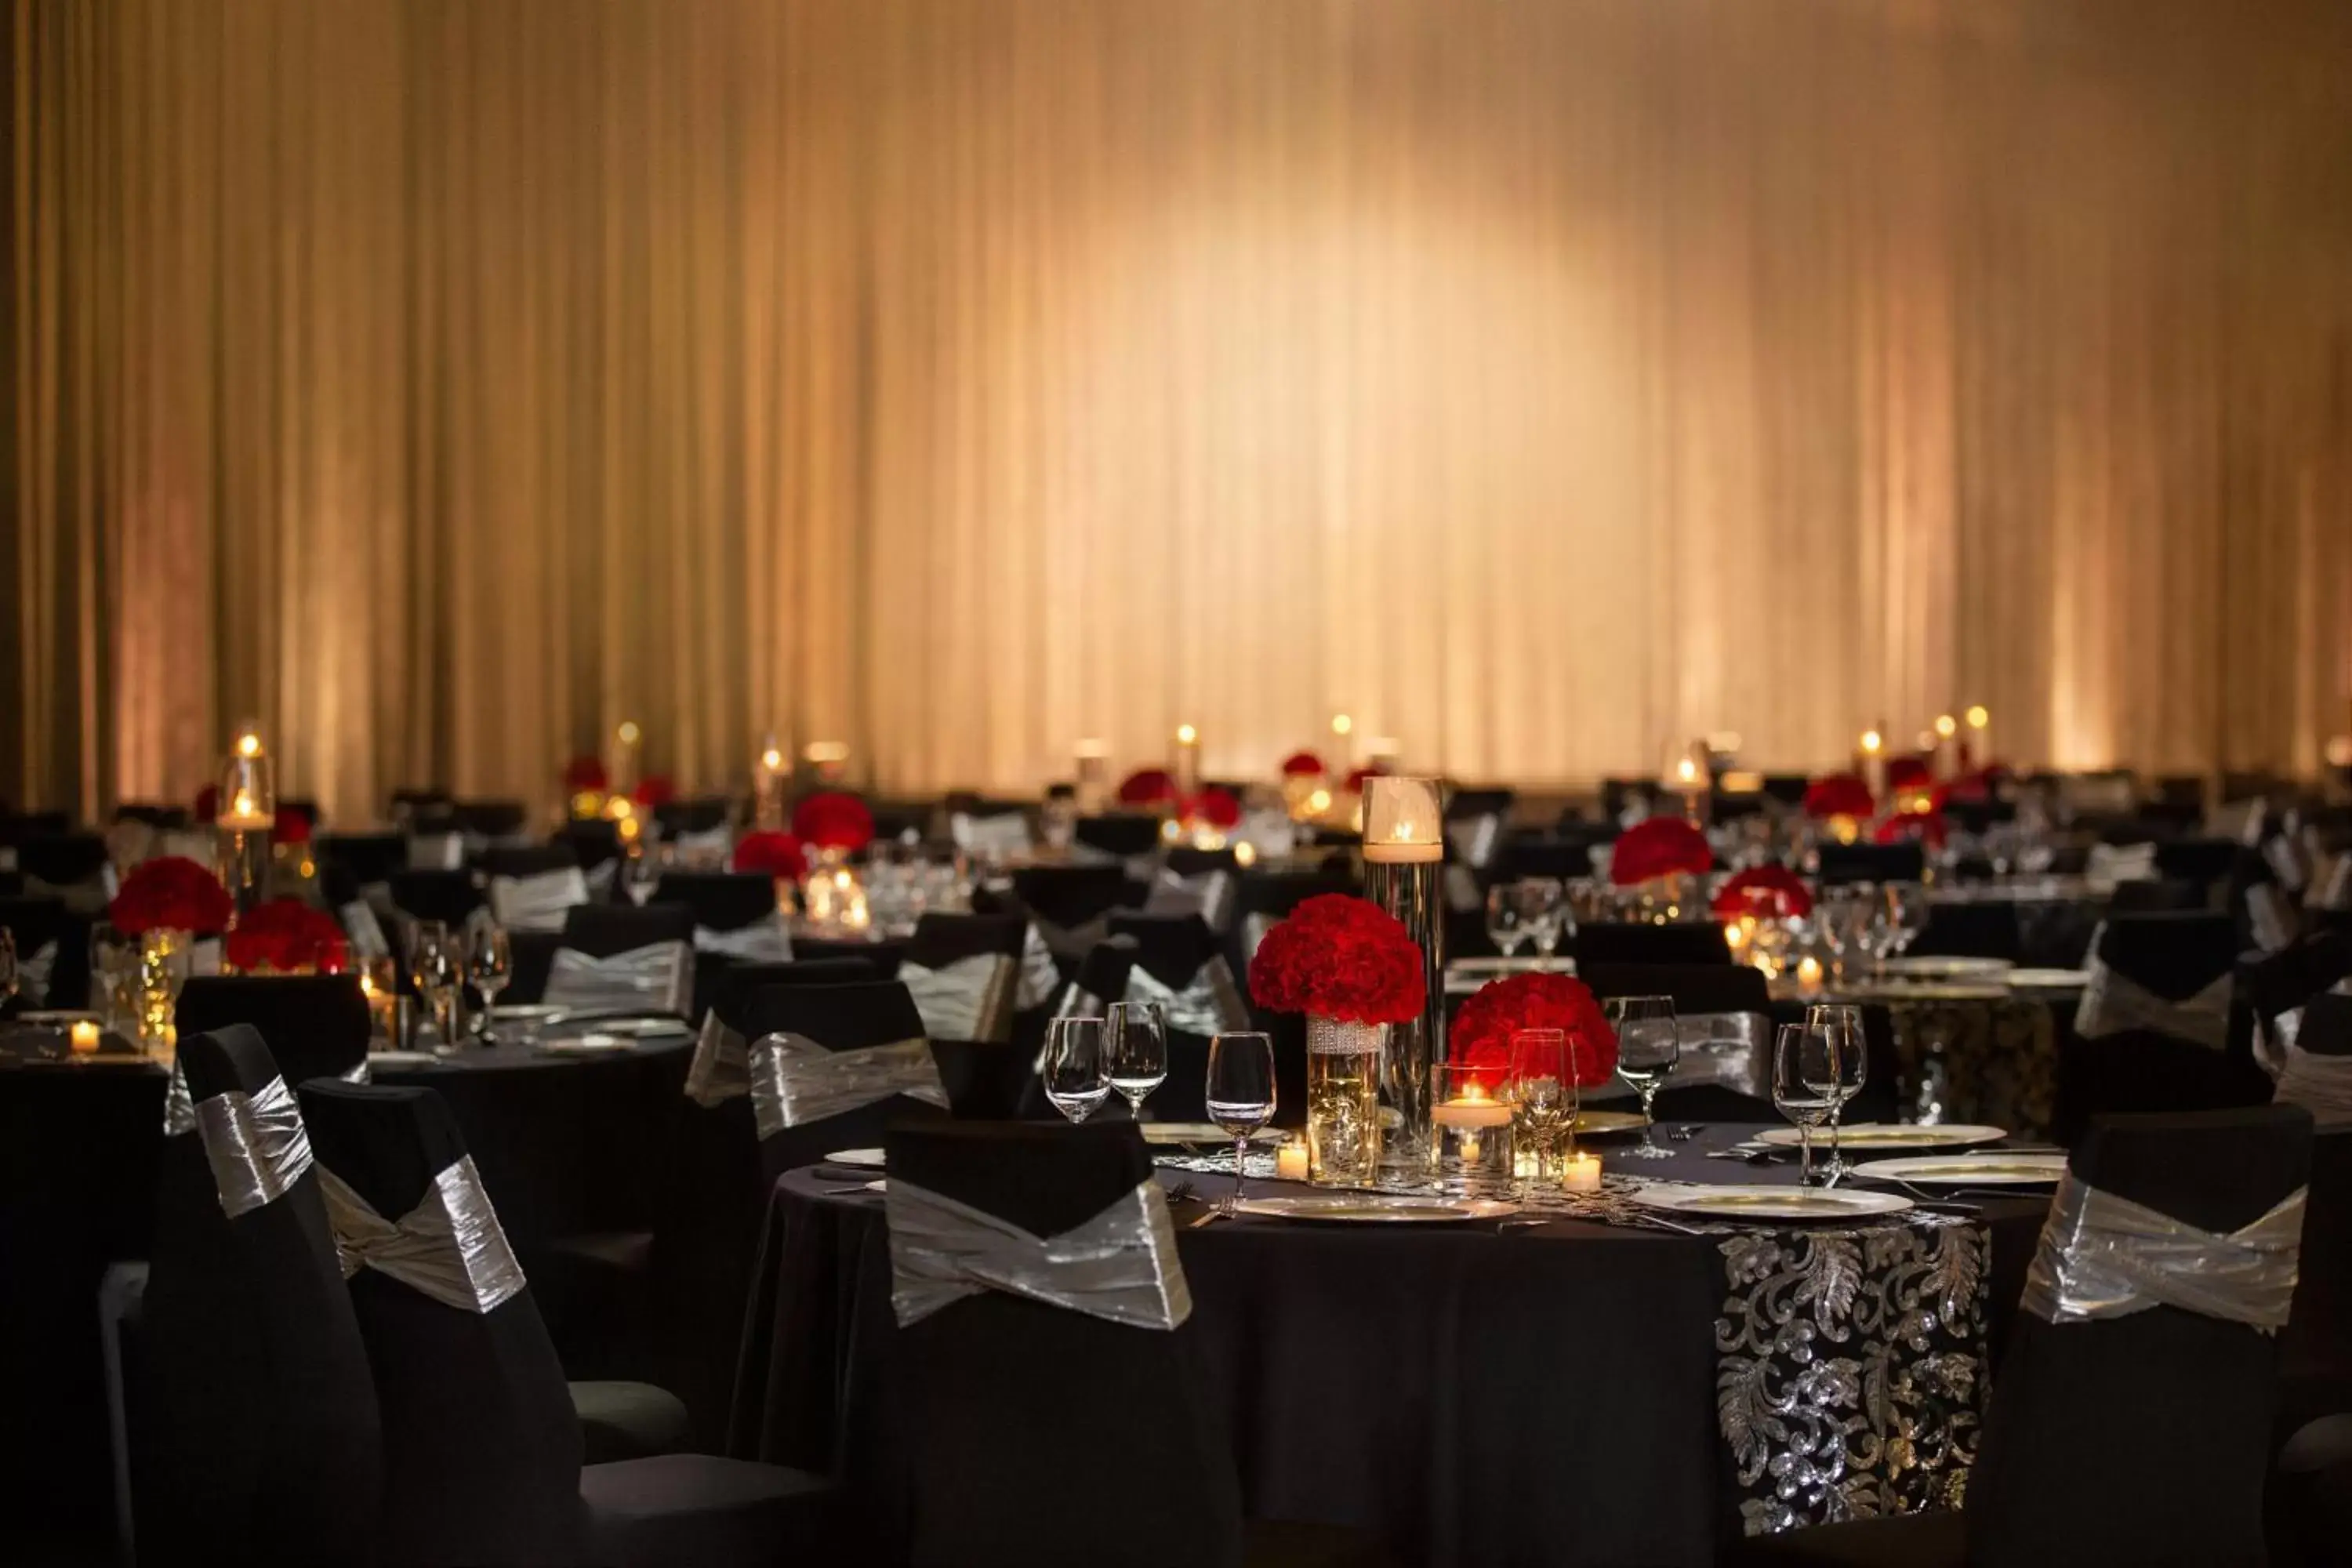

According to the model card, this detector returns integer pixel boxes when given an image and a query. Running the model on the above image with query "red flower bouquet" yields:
[732,830,808,881]
[1875,808,1948,851]
[193,784,220,824]
[111,856,234,937]
[1280,750,1327,778]
[1711,864,1814,921]
[1931,768,2000,808]
[562,754,609,793]
[1117,768,1178,808]
[632,775,677,810]
[1450,972,1619,1087]
[1179,788,1243,830]
[1608,817,1714,887]
[1247,894,1426,1025]
[1885,757,1934,795]
[225,898,349,975]
[274,809,314,846]
[1802,774,1876,820]
[793,791,874,853]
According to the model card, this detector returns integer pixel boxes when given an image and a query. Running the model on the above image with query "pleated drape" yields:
[9,0,2352,819]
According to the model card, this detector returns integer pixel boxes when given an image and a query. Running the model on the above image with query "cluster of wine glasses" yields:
[1814,882,1926,978]
[1041,1004,1279,1214]
[1769,1003,1867,1185]
[1484,878,1569,963]
[405,916,514,1053]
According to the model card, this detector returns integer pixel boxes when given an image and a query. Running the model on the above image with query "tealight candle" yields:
[1797,956,1824,990]
[1561,1151,1603,1193]
[1275,1139,1310,1181]
[1433,1084,1514,1169]
[70,1019,101,1054]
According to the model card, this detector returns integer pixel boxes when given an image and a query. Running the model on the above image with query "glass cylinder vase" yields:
[1305,1015,1385,1189]
[136,928,189,1051]
[1362,776,1446,1178]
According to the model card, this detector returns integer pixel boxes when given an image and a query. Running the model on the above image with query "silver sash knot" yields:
[2273,1044,2352,1128]
[887,1175,1192,1332]
[2265,836,2310,894]
[543,941,693,1017]
[194,1075,316,1218]
[584,860,619,899]
[1125,956,1250,1036]
[489,869,589,933]
[1450,812,1504,870]
[2086,842,2158,884]
[1014,924,1061,1012]
[693,914,795,963]
[2249,884,2300,954]
[748,1032,948,1138]
[901,953,1018,1044]
[1147,869,1236,934]
[684,1014,751,1108]
[408,832,466,871]
[952,811,1034,861]
[316,1156,528,1314]
[16,940,56,1007]
[166,1054,367,1138]
[2020,1171,2303,1332]
[2074,958,2231,1051]
[670,824,735,860]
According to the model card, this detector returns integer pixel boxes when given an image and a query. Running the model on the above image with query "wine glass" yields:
[1804,1003,1869,1183]
[1485,884,1526,958]
[1041,1016,1111,1123]
[1517,879,1568,964]
[408,920,463,1054]
[1880,882,1928,961]
[1105,1000,1168,1126]
[467,920,514,1044]
[1772,1022,1838,1189]
[1507,1027,1576,1189]
[1819,884,1875,981]
[1604,995,1679,1159]
[1204,1031,1276,1213]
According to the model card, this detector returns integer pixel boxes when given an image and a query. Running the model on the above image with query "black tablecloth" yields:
[731,1124,2047,1566]
[0,1035,690,1533]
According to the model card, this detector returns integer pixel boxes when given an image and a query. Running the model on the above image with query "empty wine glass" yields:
[1516,879,1568,964]
[1205,1031,1276,1213]
[467,920,514,1044]
[1105,1000,1168,1126]
[408,920,463,1054]
[1819,884,1875,980]
[1605,995,1679,1159]
[1508,1027,1576,1189]
[1772,1022,1838,1188]
[1804,1003,1868,1183]
[1485,884,1527,958]
[1042,1016,1111,1123]
[1880,882,1928,960]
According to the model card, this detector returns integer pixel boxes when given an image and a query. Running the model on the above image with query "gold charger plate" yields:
[1573,1110,1649,1135]
[1754,1122,2005,1150]
[1230,1195,1520,1225]
[1632,1183,1912,1221]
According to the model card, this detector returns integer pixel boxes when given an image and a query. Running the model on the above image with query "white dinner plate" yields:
[368,1050,444,1068]
[1851,1152,2067,1186]
[1753,1122,2006,1151]
[826,1148,887,1168]
[1631,1183,1913,1221]
[17,1010,100,1026]
[1881,956,2014,980]
[2005,969,2093,990]
[1138,1123,1283,1146]
[1229,1195,1520,1225]
[536,1036,634,1054]
[491,1004,568,1022]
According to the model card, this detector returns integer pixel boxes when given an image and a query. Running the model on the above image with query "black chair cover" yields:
[0,893,91,1009]
[1073,813,1164,859]
[653,797,734,837]
[452,800,530,840]
[1109,911,1248,1123]
[0,808,73,844]
[114,803,191,830]
[14,830,110,887]
[554,818,626,876]
[1816,843,1927,885]
[481,844,581,879]
[652,873,779,931]
[745,979,942,1185]
[1577,960,1768,1014]
[388,869,485,930]
[1573,921,1733,967]
[2060,913,2270,1143]
[1013,863,1145,930]
[1907,901,2025,963]
[318,831,408,889]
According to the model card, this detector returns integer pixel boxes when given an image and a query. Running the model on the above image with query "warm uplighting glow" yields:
[1074,738,1110,758]
[2327,735,2352,769]
[1307,787,1332,813]
[1174,724,1198,746]
[1233,840,1258,867]
[1934,713,1958,739]
[1859,730,1883,754]
[804,740,850,763]
[616,720,641,745]
[1965,706,1990,730]
[1330,713,1353,737]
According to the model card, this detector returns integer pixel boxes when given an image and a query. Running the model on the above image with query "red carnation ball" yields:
[1803,774,1876,820]
[225,898,349,975]
[1711,864,1814,920]
[1280,751,1327,778]
[732,830,808,880]
[1875,808,1948,851]
[1450,972,1619,1088]
[1180,788,1243,829]
[1247,893,1427,1025]
[274,810,314,846]
[1608,817,1714,887]
[632,775,677,810]
[1885,757,1933,794]
[1117,769,1178,807]
[793,791,874,853]
[110,855,234,937]
[561,754,608,793]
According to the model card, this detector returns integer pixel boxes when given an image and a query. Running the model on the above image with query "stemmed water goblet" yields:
[467,919,514,1044]
[1205,1031,1276,1214]
[1041,1016,1111,1123]
[1771,1022,1838,1189]
[1516,879,1568,965]
[1105,1000,1168,1127]
[1485,884,1527,959]
[1604,994,1679,1159]
[408,920,463,1055]
[1879,882,1927,963]
[1803,1003,1868,1183]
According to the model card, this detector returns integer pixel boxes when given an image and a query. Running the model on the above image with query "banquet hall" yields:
[8,0,2352,1564]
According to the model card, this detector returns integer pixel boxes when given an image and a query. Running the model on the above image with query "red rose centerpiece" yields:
[1178,787,1243,832]
[733,829,808,912]
[1117,768,1178,808]
[1248,894,1426,1187]
[1450,971,1621,1089]
[562,754,609,818]
[1711,864,1815,922]
[1874,808,1947,851]
[226,898,349,975]
[1803,773,1875,819]
[632,775,677,811]
[1279,751,1326,779]
[110,855,234,1049]
[792,792,874,856]
[1608,816,1714,889]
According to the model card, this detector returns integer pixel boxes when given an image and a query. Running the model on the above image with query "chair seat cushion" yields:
[582,1454,833,1568]
[1243,1516,1396,1568]
[569,1381,692,1465]
[1722,1510,1964,1568]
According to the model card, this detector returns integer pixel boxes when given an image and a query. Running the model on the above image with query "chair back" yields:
[138,1025,383,1566]
[1106,913,1251,1121]
[1815,842,1927,884]
[1073,812,1165,860]
[552,818,625,877]
[545,903,695,1016]
[1573,920,1731,967]
[1967,1105,2312,1567]
[653,797,734,837]
[299,1081,585,1566]
[2060,913,2270,1139]
[1908,901,2023,962]
[885,1121,1239,1568]
[388,868,485,929]
[1011,863,1141,930]
[0,892,88,1009]
[318,831,407,891]
[901,913,1025,1047]
[742,980,942,1183]
[655,873,792,969]
[451,800,529,844]
[481,845,589,932]
[1577,960,1767,1014]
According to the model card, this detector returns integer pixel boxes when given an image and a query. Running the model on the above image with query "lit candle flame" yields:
[1860,730,1882,754]
[1965,706,1989,729]
[1934,714,1958,739]
[1675,758,1698,784]
[1330,713,1353,737]
[760,747,783,771]
[235,732,262,759]
[1174,724,1197,746]
[617,720,641,745]
[231,789,255,818]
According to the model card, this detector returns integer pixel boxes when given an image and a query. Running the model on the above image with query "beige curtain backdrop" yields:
[10,0,2352,820]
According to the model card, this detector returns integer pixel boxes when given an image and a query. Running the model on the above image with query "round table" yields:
[729,1123,2049,1566]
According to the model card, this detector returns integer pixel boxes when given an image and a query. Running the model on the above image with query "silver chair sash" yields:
[2086,842,2158,884]
[748,1031,949,1138]
[685,1014,751,1108]
[670,824,735,858]
[2020,1170,2304,1332]
[194,1075,315,1218]
[408,832,466,871]
[2274,1044,2352,1129]
[543,941,693,1017]
[2317,856,2352,913]
[2074,958,2230,1051]
[901,953,1018,1044]
[2249,884,2300,954]
[1126,956,1250,1036]
[584,860,619,898]
[316,1156,527,1314]
[1146,869,1236,935]
[166,1054,368,1138]
[2265,835,2310,894]
[2256,1007,2305,1078]
[489,868,589,934]
[693,913,794,963]
[1673,1011,1773,1099]
[340,901,392,961]
[951,811,1033,860]
[16,940,56,1007]
[887,1174,1192,1332]
[1450,812,1504,870]
[1014,924,1060,1012]
[24,872,114,917]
